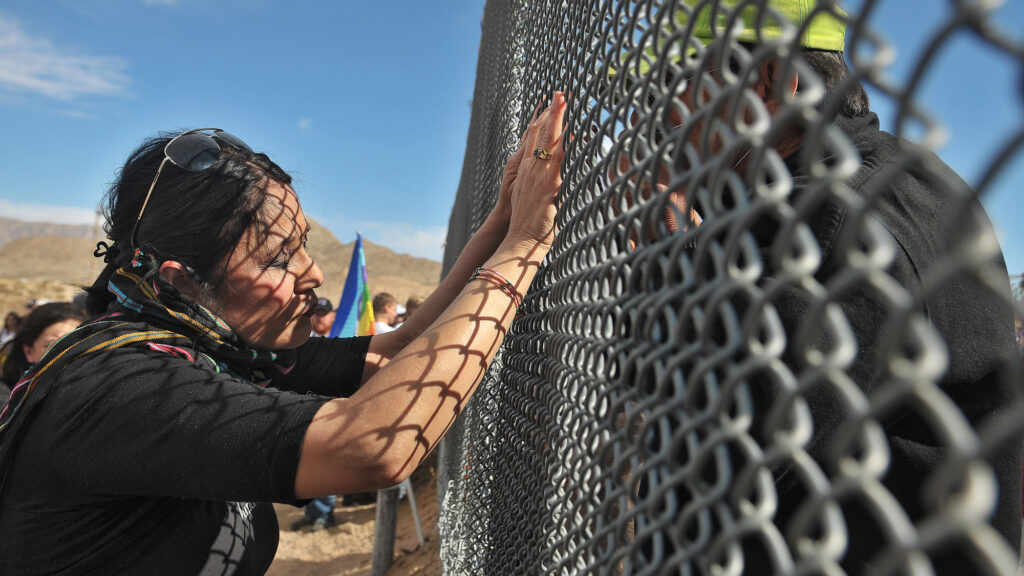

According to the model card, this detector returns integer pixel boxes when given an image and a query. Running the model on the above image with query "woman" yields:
[0,303,85,399]
[0,92,567,574]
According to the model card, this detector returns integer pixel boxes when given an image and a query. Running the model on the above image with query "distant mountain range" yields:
[0,217,441,315]
[0,217,96,248]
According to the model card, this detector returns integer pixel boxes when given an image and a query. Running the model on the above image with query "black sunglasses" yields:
[130,128,252,250]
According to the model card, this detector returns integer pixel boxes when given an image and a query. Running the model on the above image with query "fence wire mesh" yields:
[437,1,1024,574]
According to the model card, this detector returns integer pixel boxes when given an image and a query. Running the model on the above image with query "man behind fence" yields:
[611,0,1022,572]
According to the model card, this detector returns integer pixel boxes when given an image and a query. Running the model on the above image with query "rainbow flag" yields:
[330,234,376,338]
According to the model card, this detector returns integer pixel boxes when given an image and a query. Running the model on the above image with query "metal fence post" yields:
[370,487,398,576]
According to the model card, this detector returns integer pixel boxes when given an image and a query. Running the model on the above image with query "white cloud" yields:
[0,199,98,225]
[0,12,130,100]
[298,117,313,130]
[352,221,448,261]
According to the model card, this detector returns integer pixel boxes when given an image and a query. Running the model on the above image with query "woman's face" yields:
[23,319,80,363]
[213,182,325,350]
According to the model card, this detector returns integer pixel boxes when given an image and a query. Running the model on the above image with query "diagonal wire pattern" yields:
[438,1,1024,574]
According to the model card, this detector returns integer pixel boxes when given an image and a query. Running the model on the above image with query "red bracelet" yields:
[469,267,523,308]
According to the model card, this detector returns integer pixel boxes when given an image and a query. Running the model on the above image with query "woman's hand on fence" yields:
[506,91,567,249]
[491,109,534,228]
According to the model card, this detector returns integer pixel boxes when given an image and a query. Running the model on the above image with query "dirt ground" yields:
[268,469,441,576]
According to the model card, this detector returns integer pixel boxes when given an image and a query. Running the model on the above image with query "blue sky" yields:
[849,0,1024,279]
[0,0,487,261]
[0,0,1021,276]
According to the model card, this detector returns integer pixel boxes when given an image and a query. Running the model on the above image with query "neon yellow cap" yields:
[598,0,847,84]
[685,0,847,52]
[602,1,847,86]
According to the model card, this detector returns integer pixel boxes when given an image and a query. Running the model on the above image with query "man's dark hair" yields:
[800,49,870,117]
[732,43,870,118]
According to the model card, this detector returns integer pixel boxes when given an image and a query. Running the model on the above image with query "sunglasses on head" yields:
[130,128,252,250]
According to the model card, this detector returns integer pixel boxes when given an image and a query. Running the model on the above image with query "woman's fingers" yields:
[517,91,567,171]
[550,118,569,165]
[504,91,569,245]
[509,93,567,167]
[532,92,566,157]
[504,141,526,181]
[512,107,535,158]
[515,99,543,154]
[498,97,559,215]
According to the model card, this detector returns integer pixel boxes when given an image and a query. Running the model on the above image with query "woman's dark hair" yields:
[1,302,86,383]
[85,130,293,317]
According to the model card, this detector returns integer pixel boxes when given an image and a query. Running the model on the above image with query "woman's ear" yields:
[158,261,201,299]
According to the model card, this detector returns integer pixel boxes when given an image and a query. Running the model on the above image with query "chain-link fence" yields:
[437,1,1024,574]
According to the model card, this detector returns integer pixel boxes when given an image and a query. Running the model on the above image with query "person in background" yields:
[395,296,424,328]
[309,297,335,338]
[393,303,408,326]
[23,298,52,316]
[291,296,339,531]
[404,296,424,319]
[0,313,20,371]
[0,303,85,399]
[372,292,399,333]
[0,313,20,347]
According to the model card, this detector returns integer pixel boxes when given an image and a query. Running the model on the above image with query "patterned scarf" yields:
[0,255,296,483]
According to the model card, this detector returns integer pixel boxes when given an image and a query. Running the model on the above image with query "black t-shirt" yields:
[0,334,371,575]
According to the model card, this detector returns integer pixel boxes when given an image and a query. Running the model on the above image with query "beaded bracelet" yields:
[469,267,524,308]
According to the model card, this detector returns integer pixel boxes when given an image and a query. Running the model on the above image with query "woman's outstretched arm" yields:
[295,92,567,498]
[361,98,556,381]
